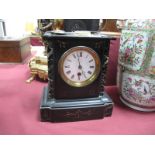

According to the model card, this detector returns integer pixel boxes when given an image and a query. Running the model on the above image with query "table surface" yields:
[0,64,155,135]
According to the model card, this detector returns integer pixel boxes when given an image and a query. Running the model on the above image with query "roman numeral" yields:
[65,65,70,68]
[77,72,81,80]
[73,54,76,59]
[80,52,82,57]
[66,70,71,74]
[89,59,93,63]
[88,71,92,75]
[90,66,94,68]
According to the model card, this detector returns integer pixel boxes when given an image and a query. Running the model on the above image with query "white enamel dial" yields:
[58,46,101,87]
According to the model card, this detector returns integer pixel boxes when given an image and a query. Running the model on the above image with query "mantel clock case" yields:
[40,31,114,122]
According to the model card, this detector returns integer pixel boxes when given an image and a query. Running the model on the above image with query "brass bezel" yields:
[58,46,101,87]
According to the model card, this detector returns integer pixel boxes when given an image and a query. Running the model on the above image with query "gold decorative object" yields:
[117,19,155,111]
[26,52,48,83]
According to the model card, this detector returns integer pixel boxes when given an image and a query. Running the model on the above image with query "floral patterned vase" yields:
[117,19,155,111]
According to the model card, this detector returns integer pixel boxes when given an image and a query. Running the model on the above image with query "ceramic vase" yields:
[117,19,155,111]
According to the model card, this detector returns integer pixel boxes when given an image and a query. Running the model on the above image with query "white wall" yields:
[4,19,38,37]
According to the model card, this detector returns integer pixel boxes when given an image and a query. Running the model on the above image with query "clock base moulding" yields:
[40,86,113,122]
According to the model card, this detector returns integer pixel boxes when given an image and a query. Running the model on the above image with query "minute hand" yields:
[77,54,82,69]
[77,54,87,78]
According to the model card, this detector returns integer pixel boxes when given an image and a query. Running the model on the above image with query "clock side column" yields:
[99,39,110,95]
[47,43,55,99]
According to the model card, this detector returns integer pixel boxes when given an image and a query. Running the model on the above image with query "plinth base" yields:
[40,87,113,122]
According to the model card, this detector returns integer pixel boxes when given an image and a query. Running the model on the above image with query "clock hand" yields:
[77,54,82,69]
[77,53,87,78]
[77,72,81,80]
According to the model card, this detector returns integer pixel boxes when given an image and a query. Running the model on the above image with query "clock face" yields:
[58,46,101,87]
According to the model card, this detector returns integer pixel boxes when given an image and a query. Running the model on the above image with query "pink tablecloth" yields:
[0,64,155,135]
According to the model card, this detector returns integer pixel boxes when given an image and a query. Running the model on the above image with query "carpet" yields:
[0,63,155,135]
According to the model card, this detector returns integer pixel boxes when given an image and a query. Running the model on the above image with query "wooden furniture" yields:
[0,37,31,63]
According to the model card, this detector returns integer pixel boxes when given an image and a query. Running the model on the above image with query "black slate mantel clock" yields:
[40,31,114,122]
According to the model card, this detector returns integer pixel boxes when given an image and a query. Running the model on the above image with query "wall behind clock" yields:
[4,19,38,37]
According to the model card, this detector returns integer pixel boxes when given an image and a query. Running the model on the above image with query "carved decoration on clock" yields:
[48,47,55,99]
[99,54,109,93]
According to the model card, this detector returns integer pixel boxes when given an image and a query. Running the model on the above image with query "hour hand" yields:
[78,64,82,69]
